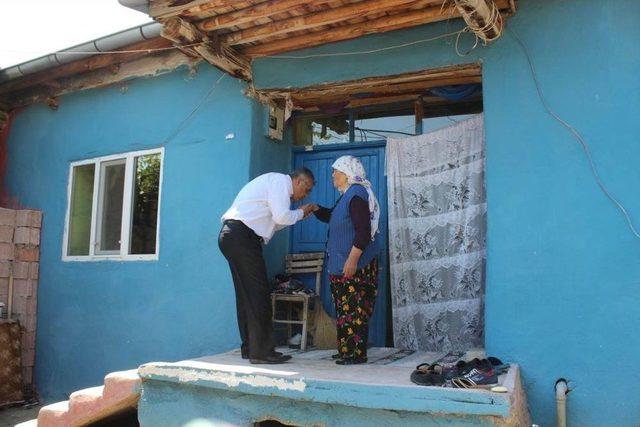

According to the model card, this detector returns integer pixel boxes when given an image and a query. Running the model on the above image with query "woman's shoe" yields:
[331,353,342,359]
[335,357,367,365]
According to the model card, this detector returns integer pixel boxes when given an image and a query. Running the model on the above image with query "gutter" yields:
[118,0,150,14]
[0,20,161,83]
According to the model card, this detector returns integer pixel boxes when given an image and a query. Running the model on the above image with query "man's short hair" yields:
[290,167,315,184]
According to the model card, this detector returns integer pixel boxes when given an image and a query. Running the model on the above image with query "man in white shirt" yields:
[219,168,317,364]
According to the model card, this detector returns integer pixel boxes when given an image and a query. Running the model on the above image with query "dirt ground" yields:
[0,403,42,427]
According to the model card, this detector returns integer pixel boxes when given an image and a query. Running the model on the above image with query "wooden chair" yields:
[271,252,324,352]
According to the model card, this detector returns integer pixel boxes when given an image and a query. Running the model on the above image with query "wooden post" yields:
[415,98,424,135]
[349,111,356,143]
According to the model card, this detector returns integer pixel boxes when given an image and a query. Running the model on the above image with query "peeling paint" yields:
[139,365,307,392]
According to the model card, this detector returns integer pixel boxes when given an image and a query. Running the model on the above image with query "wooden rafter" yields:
[149,0,240,20]
[222,0,429,46]
[291,75,481,106]
[242,0,511,57]
[0,38,172,96]
[197,0,332,32]
[254,64,482,112]
[161,17,252,81]
[258,64,481,98]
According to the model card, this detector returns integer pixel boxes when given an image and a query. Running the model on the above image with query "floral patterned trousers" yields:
[330,259,378,360]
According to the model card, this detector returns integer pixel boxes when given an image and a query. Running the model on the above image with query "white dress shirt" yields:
[221,173,304,244]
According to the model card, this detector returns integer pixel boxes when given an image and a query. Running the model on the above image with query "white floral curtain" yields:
[386,115,486,352]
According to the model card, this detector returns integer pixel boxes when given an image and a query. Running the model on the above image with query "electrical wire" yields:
[355,127,415,136]
[163,72,226,145]
[263,29,465,60]
[508,26,640,240]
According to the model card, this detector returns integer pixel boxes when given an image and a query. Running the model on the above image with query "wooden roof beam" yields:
[150,0,243,20]
[288,76,482,102]
[161,17,252,81]
[197,0,332,32]
[243,0,511,57]
[223,0,431,46]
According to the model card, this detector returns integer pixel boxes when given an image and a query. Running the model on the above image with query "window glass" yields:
[67,164,95,256]
[130,154,161,255]
[97,160,125,254]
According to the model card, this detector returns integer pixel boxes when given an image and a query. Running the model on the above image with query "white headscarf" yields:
[332,155,380,239]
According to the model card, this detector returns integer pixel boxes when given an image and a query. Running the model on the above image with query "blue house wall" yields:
[4,65,289,401]
[252,1,640,426]
[3,0,639,425]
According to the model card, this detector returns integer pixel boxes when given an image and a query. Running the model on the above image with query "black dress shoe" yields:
[331,353,342,360]
[249,354,292,364]
[335,357,367,365]
[242,350,283,360]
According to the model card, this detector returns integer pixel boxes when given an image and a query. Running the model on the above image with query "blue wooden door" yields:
[292,142,388,347]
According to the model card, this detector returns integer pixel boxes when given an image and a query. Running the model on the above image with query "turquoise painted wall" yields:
[4,0,639,425]
[4,64,291,401]
[258,1,640,426]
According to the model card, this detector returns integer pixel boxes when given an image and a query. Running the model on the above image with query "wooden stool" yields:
[271,252,324,351]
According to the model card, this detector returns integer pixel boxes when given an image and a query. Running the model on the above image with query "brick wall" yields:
[0,207,41,395]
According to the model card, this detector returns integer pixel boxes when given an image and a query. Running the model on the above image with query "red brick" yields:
[22,367,33,385]
[16,246,39,262]
[30,211,42,229]
[14,227,30,244]
[13,279,33,298]
[12,261,29,279]
[0,208,16,226]
[26,293,37,313]
[25,313,37,332]
[29,228,40,246]
[0,225,14,243]
[0,261,10,277]
[21,348,35,366]
[0,243,15,260]
[16,211,29,227]
[28,262,39,280]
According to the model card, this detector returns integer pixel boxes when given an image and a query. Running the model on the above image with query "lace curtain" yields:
[386,115,486,352]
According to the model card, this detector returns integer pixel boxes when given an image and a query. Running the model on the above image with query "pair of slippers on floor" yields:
[410,357,509,389]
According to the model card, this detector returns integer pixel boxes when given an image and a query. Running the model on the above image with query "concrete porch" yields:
[138,347,530,427]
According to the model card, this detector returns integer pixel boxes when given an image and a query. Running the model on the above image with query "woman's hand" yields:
[343,256,357,278]
[343,247,362,278]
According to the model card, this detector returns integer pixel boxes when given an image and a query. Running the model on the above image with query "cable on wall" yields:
[508,26,640,240]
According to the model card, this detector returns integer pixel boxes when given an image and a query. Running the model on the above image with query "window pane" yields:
[130,154,160,255]
[98,160,125,253]
[67,164,95,256]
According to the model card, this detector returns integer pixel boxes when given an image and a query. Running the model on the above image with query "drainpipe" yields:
[555,378,569,427]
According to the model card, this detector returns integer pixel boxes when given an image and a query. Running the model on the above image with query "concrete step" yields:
[36,369,141,426]
[15,420,38,427]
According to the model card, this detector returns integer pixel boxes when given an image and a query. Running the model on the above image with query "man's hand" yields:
[300,203,318,219]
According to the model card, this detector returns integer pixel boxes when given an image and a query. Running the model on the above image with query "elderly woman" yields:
[313,155,380,365]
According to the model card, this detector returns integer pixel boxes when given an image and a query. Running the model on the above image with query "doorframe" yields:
[290,140,391,346]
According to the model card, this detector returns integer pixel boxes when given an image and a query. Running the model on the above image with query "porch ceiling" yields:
[0,1,509,110]
[154,0,515,80]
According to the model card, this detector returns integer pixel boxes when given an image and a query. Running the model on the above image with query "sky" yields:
[0,0,152,69]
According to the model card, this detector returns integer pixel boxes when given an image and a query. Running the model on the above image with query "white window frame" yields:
[62,147,164,262]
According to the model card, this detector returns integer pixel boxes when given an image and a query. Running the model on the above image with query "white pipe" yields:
[555,379,569,427]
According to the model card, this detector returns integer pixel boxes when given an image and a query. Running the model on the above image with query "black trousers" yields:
[218,220,274,358]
